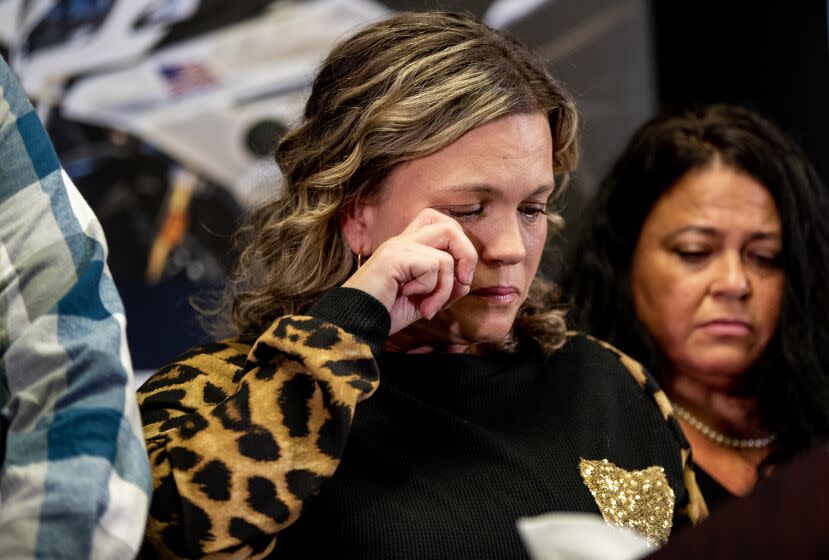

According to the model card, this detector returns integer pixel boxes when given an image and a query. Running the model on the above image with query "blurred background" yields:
[1,0,826,379]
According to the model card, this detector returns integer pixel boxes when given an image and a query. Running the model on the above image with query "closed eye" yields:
[674,249,710,263]
[440,204,483,223]
[747,251,781,268]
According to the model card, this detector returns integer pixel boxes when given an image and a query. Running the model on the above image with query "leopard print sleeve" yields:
[138,288,390,558]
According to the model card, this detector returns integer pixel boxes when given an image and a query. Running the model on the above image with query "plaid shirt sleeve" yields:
[0,57,151,558]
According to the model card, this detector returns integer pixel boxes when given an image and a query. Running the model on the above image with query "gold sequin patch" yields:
[579,458,674,546]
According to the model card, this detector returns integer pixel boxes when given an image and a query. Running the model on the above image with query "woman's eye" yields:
[748,252,782,268]
[441,205,483,222]
[519,204,548,221]
[674,249,710,262]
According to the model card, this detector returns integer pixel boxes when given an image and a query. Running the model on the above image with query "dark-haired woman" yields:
[566,104,829,510]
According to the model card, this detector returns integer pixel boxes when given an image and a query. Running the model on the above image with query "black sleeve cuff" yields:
[307,287,390,355]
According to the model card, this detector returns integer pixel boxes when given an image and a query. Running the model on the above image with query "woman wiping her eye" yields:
[136,12,707,559]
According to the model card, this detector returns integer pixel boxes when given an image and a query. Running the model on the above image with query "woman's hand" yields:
[342,208,478,335]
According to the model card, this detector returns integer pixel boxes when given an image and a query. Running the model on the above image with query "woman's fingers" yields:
[445,279,473,309]
[402,209,478,287]
[398,246,443,297]
[342,208,478,333]
[413,247,457,319]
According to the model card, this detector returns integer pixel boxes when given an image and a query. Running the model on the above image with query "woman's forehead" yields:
[644,165,781,235]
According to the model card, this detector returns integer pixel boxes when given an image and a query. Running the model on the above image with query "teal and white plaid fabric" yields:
[0,57,150,558]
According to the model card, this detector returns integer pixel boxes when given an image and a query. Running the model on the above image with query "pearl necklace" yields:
[671,402,777,449]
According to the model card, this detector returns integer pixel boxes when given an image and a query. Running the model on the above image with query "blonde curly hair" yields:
[225,11,579,352]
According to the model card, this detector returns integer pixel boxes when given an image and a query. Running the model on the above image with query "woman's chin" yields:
[447,301,521,343]
[454,319,515,347]
[400,305,520,351]
[675,358,754,390]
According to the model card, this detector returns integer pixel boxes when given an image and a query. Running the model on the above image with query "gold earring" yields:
[357,250,363,269]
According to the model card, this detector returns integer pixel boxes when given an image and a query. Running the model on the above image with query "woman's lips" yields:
[701,319,752,337]
[469,286,520,304]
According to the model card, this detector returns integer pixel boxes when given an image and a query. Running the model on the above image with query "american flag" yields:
[160,62,217,97]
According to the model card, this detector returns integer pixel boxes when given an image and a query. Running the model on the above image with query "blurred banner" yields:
[0,0,656,370]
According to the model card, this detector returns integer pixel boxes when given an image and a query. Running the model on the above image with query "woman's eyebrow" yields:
[747,232,782,242]
[665,226,782,241]
[666,225,720,239]
[440,183,555,195]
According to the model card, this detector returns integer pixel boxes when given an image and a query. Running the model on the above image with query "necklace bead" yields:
[671,402,777,449]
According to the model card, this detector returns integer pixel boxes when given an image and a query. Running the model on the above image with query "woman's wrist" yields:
[307,287,391,354]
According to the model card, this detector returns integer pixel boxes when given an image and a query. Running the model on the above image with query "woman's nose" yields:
[478,216,527,265]
[710,253,751,298]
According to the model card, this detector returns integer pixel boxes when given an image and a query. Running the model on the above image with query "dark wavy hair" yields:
[564,104,829,462]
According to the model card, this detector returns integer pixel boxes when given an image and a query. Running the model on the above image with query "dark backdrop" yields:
[651,0,829,184]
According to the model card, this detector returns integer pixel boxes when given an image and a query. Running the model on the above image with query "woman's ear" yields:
[341,201,375,255]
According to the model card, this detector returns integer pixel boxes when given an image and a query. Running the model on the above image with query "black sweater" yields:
[138,288,701,559]
[275,295,694,558]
